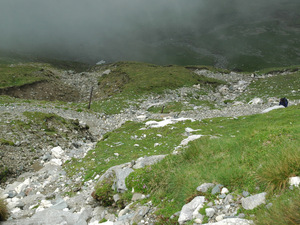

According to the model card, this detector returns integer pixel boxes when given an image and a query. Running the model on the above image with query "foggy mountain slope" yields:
[0,0,299,70]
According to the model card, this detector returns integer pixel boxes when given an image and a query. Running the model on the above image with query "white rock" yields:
[11,208,21,214]
[248,98,263,105]
[49,158,63,166]
[137,115,147,120]
[261,105,284,113]
[221,187,229,194]
[154,143,161,147]
[194,218,203,224]
[51,146,64,159]
[202,218,254,225]
[97,221,114,225]
[205,208,215,217]
[180,135,204,146]
[289,176,300,187]
[216,214,225,222]
[15,178,31,194]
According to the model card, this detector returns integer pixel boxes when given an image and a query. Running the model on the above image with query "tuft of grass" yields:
[255,188,300,225]
[92,175,116,207]
[0,198,8,221]
[0,138,15,146]
[256,144,300,193]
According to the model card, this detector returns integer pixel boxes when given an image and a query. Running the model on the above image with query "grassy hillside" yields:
[90,61,226,114]
[78,104,300,224]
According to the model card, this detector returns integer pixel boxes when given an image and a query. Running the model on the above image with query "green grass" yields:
[64,119,201,180]
[147,101,191,113]
[238,70,300,102]
[124,105,300,217]
[0,63,47,88]
[255,188,300,225]
[90,94,137,115]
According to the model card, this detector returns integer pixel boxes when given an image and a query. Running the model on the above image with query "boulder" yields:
[196,183,215,192]
[178,196,206,224]
[205,208,215,217]
[241,192,266,210]
[51,146,64,159]
[113,167,134,193]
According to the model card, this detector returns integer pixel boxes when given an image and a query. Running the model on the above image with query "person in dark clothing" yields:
[279,97,288,107]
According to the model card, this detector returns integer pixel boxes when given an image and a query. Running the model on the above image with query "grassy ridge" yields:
[238,69,300,102]
[91,61,226,114]
[97,62,225,96]
[0,64,47,89]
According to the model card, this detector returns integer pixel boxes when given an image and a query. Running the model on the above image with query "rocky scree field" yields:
[0,59,299,225]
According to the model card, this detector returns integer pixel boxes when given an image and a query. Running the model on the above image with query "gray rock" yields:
[113,167,134,193]
[242,191,249,197]
[205,208,215,218]
[219,193,226,199]
[212,184,223,195]
[202,218,253,225]
[132,193,145,201]
[113,194,121,202]
[178,196,206,224]
[8,190,17,198]
[51,198,68,210]
[196,183,214,192]
[133,155,166,169]
[266,203,273,209]
[131,206,150,224]
[224,194,233,204]
[91,206,107,222]
[241,192,267,210]
[2,208,88,225]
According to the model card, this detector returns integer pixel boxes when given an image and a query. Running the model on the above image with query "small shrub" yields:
[92,177,115,207]
[0,139,14,146]
[0,198,8,221]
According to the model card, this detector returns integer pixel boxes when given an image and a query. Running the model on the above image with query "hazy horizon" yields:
[1,0,299,68]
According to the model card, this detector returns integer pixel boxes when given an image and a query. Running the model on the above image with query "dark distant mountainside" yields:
[0,0,299,71]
